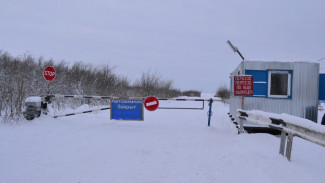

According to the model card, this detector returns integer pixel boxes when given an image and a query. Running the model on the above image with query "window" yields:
[268,71,292,98]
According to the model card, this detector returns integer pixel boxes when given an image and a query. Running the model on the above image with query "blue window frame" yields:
[245,70,268,97]
[245,70,293,99]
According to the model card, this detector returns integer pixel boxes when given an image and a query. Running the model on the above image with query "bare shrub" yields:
[215,84,230,103]
[0,51,187,122]
[182,90,201,97]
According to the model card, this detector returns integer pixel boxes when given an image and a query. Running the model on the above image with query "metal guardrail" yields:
[237,109,325,161]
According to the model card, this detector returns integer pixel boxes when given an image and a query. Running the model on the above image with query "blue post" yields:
[208,98,213,126]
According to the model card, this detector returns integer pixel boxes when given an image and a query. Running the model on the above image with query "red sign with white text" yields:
[234,75,254,96]
[43,66,56,81]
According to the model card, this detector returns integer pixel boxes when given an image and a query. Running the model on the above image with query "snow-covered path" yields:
[1,100,325,183]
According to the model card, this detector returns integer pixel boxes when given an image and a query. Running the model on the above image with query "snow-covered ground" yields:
[1,94,325,183]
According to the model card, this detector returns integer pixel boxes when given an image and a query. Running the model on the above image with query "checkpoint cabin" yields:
[229,61,320,130]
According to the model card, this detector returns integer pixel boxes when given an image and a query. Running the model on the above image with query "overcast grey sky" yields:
[1,0,324,93]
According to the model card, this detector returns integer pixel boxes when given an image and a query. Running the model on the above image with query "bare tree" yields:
[134,71,161,97]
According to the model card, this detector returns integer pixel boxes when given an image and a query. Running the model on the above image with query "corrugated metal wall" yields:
[230,61,319,123]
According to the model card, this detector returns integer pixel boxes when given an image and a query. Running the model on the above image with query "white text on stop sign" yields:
[44,71,55,76]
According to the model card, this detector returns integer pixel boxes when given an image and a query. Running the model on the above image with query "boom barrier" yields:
[46,94,111,99]
[45,94,221,126]
[45,94,220,102]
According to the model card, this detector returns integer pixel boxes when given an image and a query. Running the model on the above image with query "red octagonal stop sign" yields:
[144,96,159,111]
[43,66,56,81]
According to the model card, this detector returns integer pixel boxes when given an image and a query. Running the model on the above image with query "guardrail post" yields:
[285,133,294,161]
[279,131,286,156]
[239,118,244,133]
[208,98,213,126]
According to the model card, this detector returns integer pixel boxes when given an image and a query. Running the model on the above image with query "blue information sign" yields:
[110,99,144,121]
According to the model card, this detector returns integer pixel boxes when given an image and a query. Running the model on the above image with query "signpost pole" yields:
[46,82,50,94]
[241,96,244,109]
[239,96,245,133]
[208,98,213,126]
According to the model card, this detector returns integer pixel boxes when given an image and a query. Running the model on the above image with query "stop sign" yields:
[43,66,56,81]
[144,96,159,111]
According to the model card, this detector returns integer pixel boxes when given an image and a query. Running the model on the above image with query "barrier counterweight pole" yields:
[208,98,213,126]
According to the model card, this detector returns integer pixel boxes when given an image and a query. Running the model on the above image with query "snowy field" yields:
[1,94,325,183]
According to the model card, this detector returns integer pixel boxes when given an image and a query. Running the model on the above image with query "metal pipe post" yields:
[208,98,213,126]
[241,96,244,109]
[46,82,50,94]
